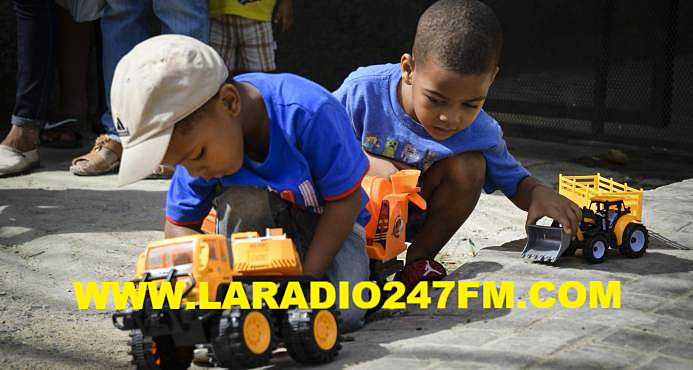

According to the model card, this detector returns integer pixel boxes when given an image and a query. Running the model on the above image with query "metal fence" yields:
[483,0,692,149]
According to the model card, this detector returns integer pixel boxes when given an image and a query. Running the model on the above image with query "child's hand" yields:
[274,0,293,32]
[526,185,582,236]
[366,153,399,178]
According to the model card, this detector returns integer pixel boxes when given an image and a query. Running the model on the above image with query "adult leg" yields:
[70,0,150,175]
[153,0,208,42]
[144,0,207,179]
[40,5,93,148]
[1,0,55,176]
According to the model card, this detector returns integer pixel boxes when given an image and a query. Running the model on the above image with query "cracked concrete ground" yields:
[0,137,691,369]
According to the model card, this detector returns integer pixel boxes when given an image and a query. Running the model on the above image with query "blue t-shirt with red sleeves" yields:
[166,73,371,227]
[333,63,530,197]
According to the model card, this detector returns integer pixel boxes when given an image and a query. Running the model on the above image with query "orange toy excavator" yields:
[362,170,426,260]
[362,170,427,286]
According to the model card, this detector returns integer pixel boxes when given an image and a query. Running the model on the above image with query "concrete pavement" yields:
[0,137,691,369]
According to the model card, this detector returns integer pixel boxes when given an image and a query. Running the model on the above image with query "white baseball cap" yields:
[111,34,229,186]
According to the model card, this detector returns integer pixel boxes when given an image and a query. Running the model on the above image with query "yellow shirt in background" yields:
[209,0,277,22]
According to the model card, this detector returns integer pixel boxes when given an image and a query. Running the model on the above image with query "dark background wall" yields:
[1,1,691,148]
[275,1,428,91]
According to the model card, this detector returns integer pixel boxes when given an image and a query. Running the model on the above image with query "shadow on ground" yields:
[0,340,126,370]
[268,262,513,369]
[487,238,693,275]
[0,188,167,246]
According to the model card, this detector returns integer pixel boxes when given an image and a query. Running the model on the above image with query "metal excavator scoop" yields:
[522,224,572,263]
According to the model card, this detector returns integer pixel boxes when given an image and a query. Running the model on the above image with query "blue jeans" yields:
[11,0,56,128]
[100,0,208,140]
[213,187,370,333]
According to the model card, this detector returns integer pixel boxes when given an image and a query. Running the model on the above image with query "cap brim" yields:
[117,126,174,187]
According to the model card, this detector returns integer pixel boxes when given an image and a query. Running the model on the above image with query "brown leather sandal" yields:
[70,134,123,176]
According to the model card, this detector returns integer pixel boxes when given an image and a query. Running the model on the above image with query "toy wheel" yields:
[129,330,193,370]
[584,234,608,264]
[212,306,275,369]
[282,307,342,364]
[619,223,648,258]
[563,245,577,257]
[367,279,386,316]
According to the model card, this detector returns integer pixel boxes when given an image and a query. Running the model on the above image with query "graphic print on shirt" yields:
[422,150,438,171]
[400,143,421,164]
[363,133,380,152]
[382,138,399,158]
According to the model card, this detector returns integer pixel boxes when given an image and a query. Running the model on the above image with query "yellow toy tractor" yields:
[523,174,648,263]
[112,230,341,369]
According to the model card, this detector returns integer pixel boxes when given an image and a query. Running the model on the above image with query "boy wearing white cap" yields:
[111,34,370,332]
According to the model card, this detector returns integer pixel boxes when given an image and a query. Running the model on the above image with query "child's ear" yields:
[219,83,241,116]
[490,66,500,84]
[400,53,415,85]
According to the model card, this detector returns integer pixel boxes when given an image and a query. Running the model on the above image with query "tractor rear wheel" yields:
[584,234,609,264]
[620,223,648,258]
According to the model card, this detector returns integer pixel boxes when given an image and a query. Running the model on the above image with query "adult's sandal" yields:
[69,134,122,176]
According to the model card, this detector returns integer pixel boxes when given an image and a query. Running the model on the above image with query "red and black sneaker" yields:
[396,258,447,291]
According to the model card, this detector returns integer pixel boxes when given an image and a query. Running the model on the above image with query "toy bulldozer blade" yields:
[522,225,572,262]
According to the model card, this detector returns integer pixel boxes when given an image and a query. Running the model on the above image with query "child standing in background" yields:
[209,0,293,74]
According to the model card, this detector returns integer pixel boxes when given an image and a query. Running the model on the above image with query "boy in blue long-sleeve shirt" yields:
[334,0,581,289]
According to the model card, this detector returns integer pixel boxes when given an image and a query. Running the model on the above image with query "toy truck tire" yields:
[212,306,275,369]
[619,223,648,258]
[129,329,193,370]
[584,234,609,264]
[283,306,342,364]
[367,278,388,315]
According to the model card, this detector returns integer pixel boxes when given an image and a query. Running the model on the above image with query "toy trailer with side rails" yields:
[112,230,342,370]
[523,174,648,263]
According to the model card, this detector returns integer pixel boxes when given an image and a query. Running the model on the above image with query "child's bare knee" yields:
[443,152,485,189]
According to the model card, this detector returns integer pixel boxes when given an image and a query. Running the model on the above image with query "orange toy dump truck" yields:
[112,230,341,369]
[200,170,427,287]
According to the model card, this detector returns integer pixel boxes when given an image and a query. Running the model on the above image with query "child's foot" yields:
[396,258,447,291]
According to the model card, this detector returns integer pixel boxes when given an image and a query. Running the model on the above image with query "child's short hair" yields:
[174,78,234,136]
[412,0,503,74]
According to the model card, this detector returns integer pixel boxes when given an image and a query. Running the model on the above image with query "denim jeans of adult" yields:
[99,0,208,141]
[11,0,56,129]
